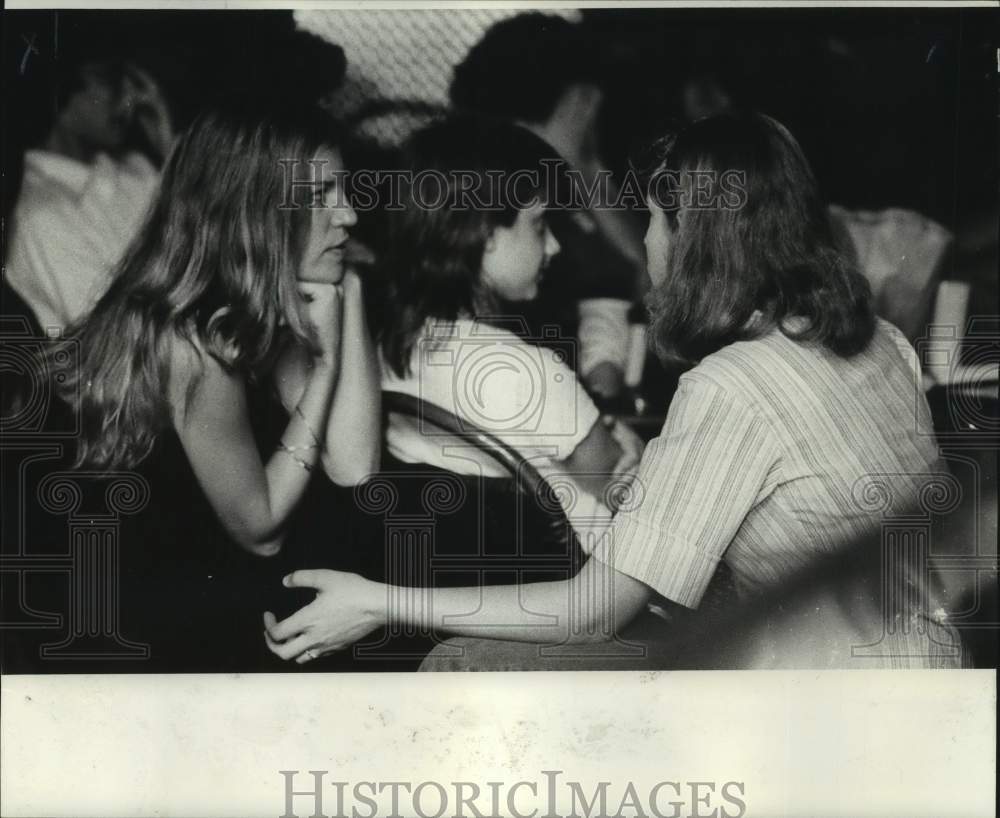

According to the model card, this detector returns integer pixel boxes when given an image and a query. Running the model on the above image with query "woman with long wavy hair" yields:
[265,111,962,670]
[54,105,380,668]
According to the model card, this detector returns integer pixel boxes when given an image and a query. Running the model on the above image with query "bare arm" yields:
[168,334,337,556]
[273,271,381,485]
[392,556,651,643]
[264,557,653,661]
[559,417,621,497]
[558,415,643,505]
[319,271,381,483]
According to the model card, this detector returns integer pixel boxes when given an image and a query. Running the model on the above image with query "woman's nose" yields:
[545,227,561,258]
[332,204,358,228]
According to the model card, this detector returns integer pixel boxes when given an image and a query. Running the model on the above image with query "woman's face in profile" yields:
[298,147,357,284]
[644,197,673,287]
[480,201,561,302]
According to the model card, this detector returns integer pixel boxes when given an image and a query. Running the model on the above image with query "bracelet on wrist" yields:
[293,404,323,448]
[276,443,314,472]
[278,440,318,454]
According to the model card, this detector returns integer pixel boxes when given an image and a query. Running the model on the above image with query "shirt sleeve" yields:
[591,376,781,608]
[6,202,111,330]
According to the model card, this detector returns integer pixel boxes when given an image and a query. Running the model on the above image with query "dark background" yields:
[589,8,996,221]
[4,7,996,303]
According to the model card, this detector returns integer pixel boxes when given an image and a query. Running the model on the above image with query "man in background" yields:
[4,15,174,332]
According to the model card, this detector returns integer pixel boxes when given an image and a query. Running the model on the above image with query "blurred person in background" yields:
[4,15,175,332]
[4,12,349,336]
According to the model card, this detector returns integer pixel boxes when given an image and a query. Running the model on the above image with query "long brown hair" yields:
[56,105,339,468]
[643,112,875,367]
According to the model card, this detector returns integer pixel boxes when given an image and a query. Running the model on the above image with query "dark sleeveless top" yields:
[118,384,382,672]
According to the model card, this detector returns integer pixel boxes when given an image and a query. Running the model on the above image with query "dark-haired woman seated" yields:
[52,107,380,670]
[265,112,963,669]
[374,116,643,550]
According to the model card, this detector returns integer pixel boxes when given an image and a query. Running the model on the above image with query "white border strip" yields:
[2,671,996,818]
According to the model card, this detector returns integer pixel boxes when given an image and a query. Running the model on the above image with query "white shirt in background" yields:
[5,149,159,331]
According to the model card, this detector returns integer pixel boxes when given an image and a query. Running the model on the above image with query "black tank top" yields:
[117,383,379,671]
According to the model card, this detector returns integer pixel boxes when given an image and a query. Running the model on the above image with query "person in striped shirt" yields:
[265,112,964,669]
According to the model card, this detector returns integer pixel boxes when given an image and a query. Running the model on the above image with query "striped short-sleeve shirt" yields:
[592,319,963,667]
